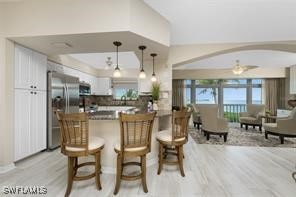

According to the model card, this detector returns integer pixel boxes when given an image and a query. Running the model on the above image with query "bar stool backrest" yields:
[172,110,191,142]
[57,112,89,156]
[119,112,156,152]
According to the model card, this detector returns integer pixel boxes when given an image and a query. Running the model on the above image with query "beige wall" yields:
[0,37,14,168]
[2,0,130,37]
[1,0,170,47]
[129,0,170,46]
[173,67,286,80]
[169,42,296,67]
[169,43,246,67]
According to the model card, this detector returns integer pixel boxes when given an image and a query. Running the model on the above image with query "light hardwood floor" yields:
[1,137,296,197]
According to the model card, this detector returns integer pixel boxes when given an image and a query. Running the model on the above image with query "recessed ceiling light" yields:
[51,42,72,48]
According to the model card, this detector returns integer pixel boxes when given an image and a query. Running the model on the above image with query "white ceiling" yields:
[175,50,296,70]
[144,0,296,45]
[69,52,140,69]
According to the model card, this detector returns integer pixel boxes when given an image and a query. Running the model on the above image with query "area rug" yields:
[189,124,296,148]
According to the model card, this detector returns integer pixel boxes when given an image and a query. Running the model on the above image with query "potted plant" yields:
[151,82,160,110]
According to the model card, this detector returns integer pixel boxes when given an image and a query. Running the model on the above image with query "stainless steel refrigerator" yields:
[47,71,80,150]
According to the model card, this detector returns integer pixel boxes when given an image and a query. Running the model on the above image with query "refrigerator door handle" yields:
[64,85,68,113]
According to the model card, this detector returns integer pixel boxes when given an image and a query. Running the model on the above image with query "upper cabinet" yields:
[62,65,111,95]
[92,77,111,95]
[15,45,47,91]
[290,65,296,94]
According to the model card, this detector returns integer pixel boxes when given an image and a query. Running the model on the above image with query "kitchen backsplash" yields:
[85,95,152,110]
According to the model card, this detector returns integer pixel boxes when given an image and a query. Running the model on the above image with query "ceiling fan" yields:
[232,60,258,75]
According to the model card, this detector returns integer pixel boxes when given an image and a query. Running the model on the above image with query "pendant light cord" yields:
[152,56,155,74]
[141,48,144,70]
[116,45,118,68]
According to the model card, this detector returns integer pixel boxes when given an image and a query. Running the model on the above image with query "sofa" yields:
[263,107,296,144]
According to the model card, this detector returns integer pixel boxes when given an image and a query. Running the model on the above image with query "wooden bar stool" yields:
[156,110,191,177]
[57,112,105,197]
[113,112,156,195]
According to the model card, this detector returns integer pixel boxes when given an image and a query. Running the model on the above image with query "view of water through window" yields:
[184,79,263,122]
[223,88,246,104]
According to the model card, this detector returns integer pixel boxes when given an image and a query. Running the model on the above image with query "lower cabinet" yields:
[14,89,46,161]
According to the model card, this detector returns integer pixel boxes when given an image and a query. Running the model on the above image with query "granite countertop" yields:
[88,110,171,120]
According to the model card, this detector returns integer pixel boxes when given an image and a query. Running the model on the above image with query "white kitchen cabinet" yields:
[14,89,47,161]
[14,44,47,161]
[290,65,296,94]
[91,77,111,95]
[15,45,47,91]
[31,51,47,91]
[14,89,31,161]
[64,66,111,95]
[15,45,32,90]
[30,91,47,154]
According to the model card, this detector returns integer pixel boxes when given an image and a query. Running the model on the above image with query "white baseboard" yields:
[0,163,15,174]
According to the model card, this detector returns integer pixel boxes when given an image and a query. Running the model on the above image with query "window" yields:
[196,79,219,85]
[184,87,191,104]
[223,79,247,85]
[223,88,247,104]
[252,79,262,84]
[183,78,263,122]
[196,88,218,104]
[252,87,262,104]
[185,80,192,85]
[112,78,138,100]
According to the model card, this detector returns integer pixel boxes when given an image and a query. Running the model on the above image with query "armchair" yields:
[199,105,229,142]
[191,103,202,129]
[263,107,296,144]
[239,104,265,131]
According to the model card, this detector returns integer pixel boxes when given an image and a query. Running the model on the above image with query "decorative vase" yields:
[153,101,158,111]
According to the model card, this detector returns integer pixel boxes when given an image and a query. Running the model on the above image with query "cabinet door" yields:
[32,51,47,91]
[30,90,47,153]
[15,45,33,89]
[14,89,31,161]
[94,78,111,95]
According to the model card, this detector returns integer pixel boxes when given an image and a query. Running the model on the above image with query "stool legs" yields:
[157,143,185,177]
[73,157,78,176]
[65,157,74,197]
[114,153,123,195]
[177,146,185,177]
[141,155,148,193]
[157,143,164,175]
[114,153,148,195]
[95,152,102,190]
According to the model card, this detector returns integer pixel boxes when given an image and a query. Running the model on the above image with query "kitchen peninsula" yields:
[88,110,171,173]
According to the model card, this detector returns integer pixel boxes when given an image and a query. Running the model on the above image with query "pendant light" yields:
[113,41,122,78]
[139,45,147,79]
[150,53,157,82]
